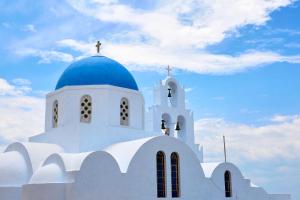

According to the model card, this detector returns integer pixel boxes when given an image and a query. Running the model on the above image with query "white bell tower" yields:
[146,66,203,162]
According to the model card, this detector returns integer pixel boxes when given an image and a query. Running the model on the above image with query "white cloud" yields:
[9,0,298,74]
[0,78,44,147]
[195,116,300,162]
[67,0,294,49]
[57,39,94,59]
[268,28,300,36]
[6,0,297,75]
[270,114,299,123]
[58,39,300,74]
[12,78,31,86]
[61,0,299,74]
[184,88,193,93]
[15,48,74,64]
[0,79,17,95]
[23,24,37,33]
[0,78,32,96]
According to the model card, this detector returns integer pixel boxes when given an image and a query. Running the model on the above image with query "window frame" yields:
[171,152,180,198]
[120,97,129,126]
[80,95,92,123]
[156,151,166,198]
[52,100,58,128]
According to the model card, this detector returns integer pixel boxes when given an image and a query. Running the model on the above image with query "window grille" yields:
[120,98,129,126]
[80,95,92,123]
[52,100,58,128]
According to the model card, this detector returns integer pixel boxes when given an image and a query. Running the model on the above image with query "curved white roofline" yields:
[104,137,155,173]
[0,151,30,186]
[212,162,244,178]
[201,162,222,178]
[5,142,64,173]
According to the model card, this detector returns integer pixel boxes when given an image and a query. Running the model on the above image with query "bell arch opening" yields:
[167,81,177,107]
[161,113,172,136]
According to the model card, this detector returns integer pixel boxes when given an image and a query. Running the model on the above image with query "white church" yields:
[0,43,291,200]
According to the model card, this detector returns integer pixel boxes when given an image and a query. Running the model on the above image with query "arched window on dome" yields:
[120,98,129,126]
[224,170,232,197]
[52,100,58,128]
[156,151,166,198]
[80,95,92,123]
[171,152,180,198]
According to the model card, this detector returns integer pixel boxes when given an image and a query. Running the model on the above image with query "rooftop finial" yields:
[223,135,227,163]
[95,41,102,54]
[166,65,172,76]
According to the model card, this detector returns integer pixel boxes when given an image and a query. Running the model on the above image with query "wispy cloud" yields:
[55,0,299,74]
[268,28,300,36]
[195,115,300,162]
[12,78,32,86]
[15,48,74,64]
[270,114,300,123]
[58,39,300,74]
[0,78,44,147]
[67,0,294,48]
[23,24,37,33]
[9,0,299,74]
[184,87,193,93]
[195,115,300,197]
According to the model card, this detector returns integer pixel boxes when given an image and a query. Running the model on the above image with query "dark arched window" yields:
[224,170,232,197]
[156,151,166,198]
[171,152,180,198]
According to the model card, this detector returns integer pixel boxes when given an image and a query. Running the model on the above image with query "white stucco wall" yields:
[0,74,290,200]
[30,85,145,152]
[17,136,287,200]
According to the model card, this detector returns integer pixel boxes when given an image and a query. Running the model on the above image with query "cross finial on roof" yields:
[95,41,101,54]
[166,65,172,76]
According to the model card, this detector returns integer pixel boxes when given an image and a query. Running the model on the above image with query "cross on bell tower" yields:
[166,65,172,76]
[95,41,101,54]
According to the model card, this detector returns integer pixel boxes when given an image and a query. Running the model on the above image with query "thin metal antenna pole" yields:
[223,135,227,163]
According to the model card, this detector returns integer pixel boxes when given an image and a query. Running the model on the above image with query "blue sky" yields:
[0,0,300,199]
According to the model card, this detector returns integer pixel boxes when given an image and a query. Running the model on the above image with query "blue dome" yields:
[55,56,138,91]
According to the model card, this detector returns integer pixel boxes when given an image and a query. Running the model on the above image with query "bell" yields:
[175,121,181,131]
[168,88,172,97]
[161,120,166,130]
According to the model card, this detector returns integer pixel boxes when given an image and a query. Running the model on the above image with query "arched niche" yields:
[176,115,186,140]
[224,170,233,197]
[161,113,172,136]
[167,81,178,107]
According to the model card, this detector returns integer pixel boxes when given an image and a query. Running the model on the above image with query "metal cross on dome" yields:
[95,41,101,53]
[166,65,172,76]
